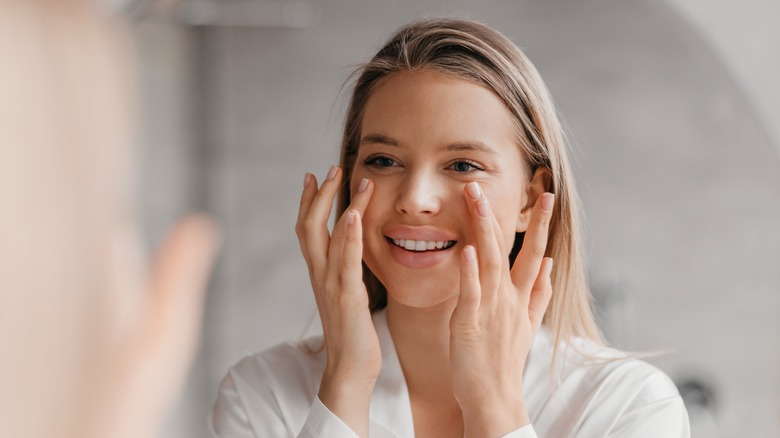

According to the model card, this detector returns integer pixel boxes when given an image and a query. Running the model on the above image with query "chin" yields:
[378,274,459,309]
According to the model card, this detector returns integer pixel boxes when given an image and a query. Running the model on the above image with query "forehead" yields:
[361,70,518,151]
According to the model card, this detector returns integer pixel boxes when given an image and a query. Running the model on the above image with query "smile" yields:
[390,238,456,252]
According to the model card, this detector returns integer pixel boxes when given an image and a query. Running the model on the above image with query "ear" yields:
[516,168,552,233]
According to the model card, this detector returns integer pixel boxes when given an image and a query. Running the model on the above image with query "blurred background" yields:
[119,0,780,436]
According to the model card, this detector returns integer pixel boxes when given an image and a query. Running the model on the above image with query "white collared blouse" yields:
[210,310,690,437]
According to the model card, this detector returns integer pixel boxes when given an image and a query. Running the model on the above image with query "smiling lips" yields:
[383,226,458,268]
[390,238,456,252]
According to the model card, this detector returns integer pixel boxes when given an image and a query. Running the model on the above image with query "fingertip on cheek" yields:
[465,181,482,200]
[357,177,369,193]
[463,245,476,263]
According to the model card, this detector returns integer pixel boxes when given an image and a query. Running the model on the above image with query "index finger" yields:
[326,177,374,264]
[510,192,554,292]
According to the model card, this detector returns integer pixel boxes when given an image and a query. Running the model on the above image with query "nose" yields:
[394,169,442,217]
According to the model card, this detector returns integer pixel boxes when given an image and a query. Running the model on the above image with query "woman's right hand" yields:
[295,166,379,437]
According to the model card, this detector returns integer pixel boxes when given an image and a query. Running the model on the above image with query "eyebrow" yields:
[361,133,399,146]
[360,133,497,156]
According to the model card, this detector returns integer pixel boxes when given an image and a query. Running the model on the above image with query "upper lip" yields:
[384,225,458,242]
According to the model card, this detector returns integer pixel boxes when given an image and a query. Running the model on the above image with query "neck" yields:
[386,296,458,399]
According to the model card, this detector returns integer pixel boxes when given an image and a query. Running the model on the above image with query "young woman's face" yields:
[351,70,530,308]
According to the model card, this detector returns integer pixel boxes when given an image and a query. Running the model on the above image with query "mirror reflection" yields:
[3,0,779,437]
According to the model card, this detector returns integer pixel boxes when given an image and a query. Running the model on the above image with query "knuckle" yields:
[342,253,359,270]
[344,226,358,242]
[529,244,547,260]
[479,219,492,234]
[484,258,501,274]
[302,218,319,235]
[464,266,479,280]
[324,276,339,294]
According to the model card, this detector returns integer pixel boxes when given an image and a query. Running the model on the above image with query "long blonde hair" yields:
[337,18,603,350]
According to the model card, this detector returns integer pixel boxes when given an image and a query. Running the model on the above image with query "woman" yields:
[211,19,689,437]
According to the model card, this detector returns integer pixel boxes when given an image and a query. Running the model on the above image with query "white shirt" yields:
[210,310,690,437]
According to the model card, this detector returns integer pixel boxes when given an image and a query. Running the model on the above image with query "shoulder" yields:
[569,334,681,403]
[226,336,326,404]
[211,336,327,437]
[527,329,689,436]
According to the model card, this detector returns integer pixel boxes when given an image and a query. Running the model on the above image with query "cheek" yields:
[484,190,525,247]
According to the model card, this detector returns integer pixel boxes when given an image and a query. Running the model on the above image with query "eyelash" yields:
[363,154,398,168]
[448,160,484,173]
[362,154,485,173]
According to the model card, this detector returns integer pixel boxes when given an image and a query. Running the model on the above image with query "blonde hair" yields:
[337,19,603,351]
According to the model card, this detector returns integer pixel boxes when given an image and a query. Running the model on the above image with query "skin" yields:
[296,70,553,437]
[100,216,220,438]
[0,2,220,436]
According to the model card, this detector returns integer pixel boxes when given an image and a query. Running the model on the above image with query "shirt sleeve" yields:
[209,370,264,438]
[499,424,538,438]
[209,369,360,438]
[607,396,690,438]
[297,397,360,438]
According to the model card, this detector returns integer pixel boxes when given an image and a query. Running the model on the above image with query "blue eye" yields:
[364,155,398,168]
[449,160,483,173]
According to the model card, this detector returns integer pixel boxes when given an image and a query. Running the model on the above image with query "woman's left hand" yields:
[449,182,554,438]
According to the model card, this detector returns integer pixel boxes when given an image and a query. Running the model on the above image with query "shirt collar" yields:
[369,309,415,437]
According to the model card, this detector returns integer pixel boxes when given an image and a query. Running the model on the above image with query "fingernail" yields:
[476,200,489,218]
[358,178,369,193]
[347,210,356,225]
[466,182,482,200]
[464,245,476,263]
[541,193,554,212]
[545,257,554,274]
[303,173,312,188]
[326,165,338,180]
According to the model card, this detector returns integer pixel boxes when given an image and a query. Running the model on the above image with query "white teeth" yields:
[391,238,455,252]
